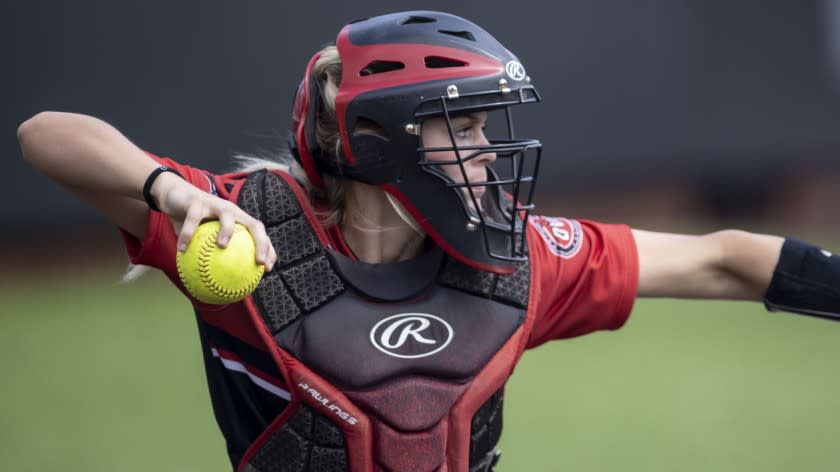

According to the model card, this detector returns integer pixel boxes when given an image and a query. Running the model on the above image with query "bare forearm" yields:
[634,229,784,300]
[18,111,159,200]
[18,111,278,269]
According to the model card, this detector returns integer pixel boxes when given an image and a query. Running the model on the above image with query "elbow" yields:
[711,229,783,300]
[17,116,31,144]
[18,111,90,168]
[18,111,56,140]
[704,230,744,272]
[18,111,59,164]
[710,228,752,251]
[18,113,40,154]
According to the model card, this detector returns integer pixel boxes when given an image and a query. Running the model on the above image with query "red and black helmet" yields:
[290,10,542,274]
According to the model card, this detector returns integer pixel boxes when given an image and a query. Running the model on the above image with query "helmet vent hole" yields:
[360,60,405,76]
[425,56,467,69]
[401,16,437,25]
[352,117,389,140]
[438,30,476,41]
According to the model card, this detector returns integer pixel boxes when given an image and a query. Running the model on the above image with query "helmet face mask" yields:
[416,103,541,264]
[291,10,543,273]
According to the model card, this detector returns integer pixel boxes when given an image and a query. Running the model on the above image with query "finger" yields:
[177,205,207,252]
[245,218,271,269]
[267,243,278,272]
[171,219,184,237]
[216,212,235,248]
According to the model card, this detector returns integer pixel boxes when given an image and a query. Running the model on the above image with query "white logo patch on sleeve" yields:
[530,216,583,258]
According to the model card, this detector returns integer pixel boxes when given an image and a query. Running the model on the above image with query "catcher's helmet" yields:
[290,11,542,274]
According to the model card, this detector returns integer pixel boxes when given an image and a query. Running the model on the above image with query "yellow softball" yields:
[176,221,265,304]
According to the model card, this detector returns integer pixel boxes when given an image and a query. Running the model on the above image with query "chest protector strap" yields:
[232,170,534,472]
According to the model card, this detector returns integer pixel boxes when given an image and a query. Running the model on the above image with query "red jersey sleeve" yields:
[526,216,639,348]
[119,152,218,281]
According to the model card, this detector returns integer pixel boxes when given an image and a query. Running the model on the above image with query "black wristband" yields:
[764,238,840,321]
[142,166,183,212]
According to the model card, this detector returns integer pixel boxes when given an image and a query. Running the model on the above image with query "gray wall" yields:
[6,0,840,232]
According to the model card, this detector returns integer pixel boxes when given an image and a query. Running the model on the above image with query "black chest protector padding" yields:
[246,404,348,472]
[237,170,529,470]
[238,170,345,334]
[470,389,504,472]
[440,250,530,309]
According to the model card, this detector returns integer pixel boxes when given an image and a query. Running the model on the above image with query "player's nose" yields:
[475,130,496,165]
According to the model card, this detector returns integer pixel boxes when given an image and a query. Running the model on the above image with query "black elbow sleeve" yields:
[764,238,840,321]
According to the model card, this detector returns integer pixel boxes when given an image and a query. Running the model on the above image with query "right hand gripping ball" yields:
[176,221,265,304]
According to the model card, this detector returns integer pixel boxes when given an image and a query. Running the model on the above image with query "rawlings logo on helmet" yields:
[505,60,527,81]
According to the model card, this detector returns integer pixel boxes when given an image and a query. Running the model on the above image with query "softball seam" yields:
[195,226,262,301]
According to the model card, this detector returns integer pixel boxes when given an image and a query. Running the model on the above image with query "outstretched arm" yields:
[18,111,276,270]
[634,228,840,320]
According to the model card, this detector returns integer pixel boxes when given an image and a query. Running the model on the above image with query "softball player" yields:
[18,11,838,472]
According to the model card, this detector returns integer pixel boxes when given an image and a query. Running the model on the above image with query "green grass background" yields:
[2,263,839,471]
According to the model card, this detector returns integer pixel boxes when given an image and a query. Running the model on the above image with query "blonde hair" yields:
[233,45,348,227]
[124,46,347,283]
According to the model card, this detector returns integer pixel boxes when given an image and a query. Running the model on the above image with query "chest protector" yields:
[232,170,535,472]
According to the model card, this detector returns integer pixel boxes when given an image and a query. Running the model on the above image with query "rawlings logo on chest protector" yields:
[370,313,454,359]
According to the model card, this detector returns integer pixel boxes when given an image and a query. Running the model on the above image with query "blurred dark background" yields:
[4,3,840,470]
[4,0,840,245]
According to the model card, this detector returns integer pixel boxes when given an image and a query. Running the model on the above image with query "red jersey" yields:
[121,155,639,468]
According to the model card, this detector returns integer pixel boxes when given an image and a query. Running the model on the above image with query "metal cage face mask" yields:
[415,91,542,263]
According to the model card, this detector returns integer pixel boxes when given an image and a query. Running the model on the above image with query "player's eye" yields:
[454,127,472,139]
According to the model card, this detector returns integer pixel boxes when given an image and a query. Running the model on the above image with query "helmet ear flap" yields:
[291,52,327,189]
[291,51,349,188]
